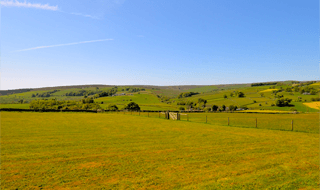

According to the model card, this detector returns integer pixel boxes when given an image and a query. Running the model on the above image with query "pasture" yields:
[1,112,319,189]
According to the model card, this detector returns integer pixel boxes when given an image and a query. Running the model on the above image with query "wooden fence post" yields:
[187,114,189,121]
[291,120,293,131]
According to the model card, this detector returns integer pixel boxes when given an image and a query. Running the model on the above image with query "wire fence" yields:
[105,111,319,134]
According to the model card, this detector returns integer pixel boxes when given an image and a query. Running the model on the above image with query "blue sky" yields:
[1,0,318,90]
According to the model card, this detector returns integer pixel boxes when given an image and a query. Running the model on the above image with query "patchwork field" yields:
[304,101,320,110]
[1,81,319,113]
[1,112,319,189]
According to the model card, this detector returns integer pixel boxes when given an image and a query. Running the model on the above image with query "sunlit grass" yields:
[1,112,319,189]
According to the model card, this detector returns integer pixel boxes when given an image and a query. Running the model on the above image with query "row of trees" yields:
[29,98,101,111]
[93,88,118,98]
[31,90,59,98]
[225,91,245,98]
[177,92,199,98]
[121,87,145,92]
[251,82,278,87]
[283,86,318,95]
[65,89,97,96]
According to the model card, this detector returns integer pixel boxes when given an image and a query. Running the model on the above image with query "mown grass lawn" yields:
[1,112,319,189]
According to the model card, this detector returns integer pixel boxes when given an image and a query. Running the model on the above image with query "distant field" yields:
[0,104,30,109]
[1,112,319,189]
[0,82,319,112]
[259,89,278,93]
[303,102,320,110]
[310,82,320,86]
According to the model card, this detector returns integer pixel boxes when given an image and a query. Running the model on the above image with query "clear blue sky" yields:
[1,0,318,90]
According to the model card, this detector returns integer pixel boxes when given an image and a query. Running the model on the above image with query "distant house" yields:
[302,92,311,95]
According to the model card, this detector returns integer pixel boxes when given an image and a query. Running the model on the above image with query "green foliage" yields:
[228,105,238,111]
[29,99,101,110]
[203,107,211,112]
[237,91,245,97]
[212,105,219,111]
[276,98,293,107]
[177,92,199,98]
[124,87,145,93]
[32,90,59,98]
[285,87,292,92]
[251,82,277,87]
[106,104,118,111]
[223,94,227,98]
[123,102,140,111]
[240,105,248,110]
[179,106,185,111]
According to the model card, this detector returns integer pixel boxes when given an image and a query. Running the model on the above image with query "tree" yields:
[198,98,207,108]
[237,92,245,97]
[107,104,118,111]
[123,102,140,111]
[223,94,227,99]
[276,98,292,107]
[179,107,185,111]
[229,105,237,111]
[221,105,226,111]
[212,105,219,111]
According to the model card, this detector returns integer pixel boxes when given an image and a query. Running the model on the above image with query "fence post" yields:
[187,114,189,121]
[228,117,229,126]
[256,118,257,128]
[291,120,293,131]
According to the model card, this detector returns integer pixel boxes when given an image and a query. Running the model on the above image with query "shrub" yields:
[237,92,245,97]
[203,107,211,112]
[179,107,185,111]
[123,102,140,111]
[107,104,118,111]
[240,105,248,110]
[229,105,237,111]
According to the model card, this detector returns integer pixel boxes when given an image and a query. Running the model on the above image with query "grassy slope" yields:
[96,91,178,110]
[1,112,318,189]
[1,82,319,112]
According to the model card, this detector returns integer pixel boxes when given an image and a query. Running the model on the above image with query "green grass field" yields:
[1,82,319,113]
[1,112,319,189]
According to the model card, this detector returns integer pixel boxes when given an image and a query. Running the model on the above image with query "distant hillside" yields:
[0,89,33,96]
